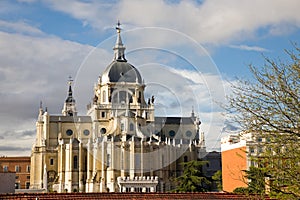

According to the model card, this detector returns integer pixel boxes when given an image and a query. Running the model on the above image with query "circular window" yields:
[83,129,90,136]
[169,130,176,137]
[66,129,73,136]
[185,131,192,137]
[100,128,107,134]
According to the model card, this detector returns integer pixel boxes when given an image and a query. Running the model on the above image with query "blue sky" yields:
[1,0,300,156]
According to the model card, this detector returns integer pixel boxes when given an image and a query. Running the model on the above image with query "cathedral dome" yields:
[102,60,142,84]
[101,22,142,84]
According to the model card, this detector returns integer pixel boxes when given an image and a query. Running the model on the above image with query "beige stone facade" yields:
[30,25,206,193]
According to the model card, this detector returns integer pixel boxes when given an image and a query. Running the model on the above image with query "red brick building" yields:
[0,156,31,189]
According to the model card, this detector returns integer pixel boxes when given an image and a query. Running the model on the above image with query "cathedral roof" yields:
[102,60,142,84]
[155,117,195,125]
[101,21,142,84]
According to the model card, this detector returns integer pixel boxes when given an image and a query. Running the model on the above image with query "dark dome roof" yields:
[102,60,142,84]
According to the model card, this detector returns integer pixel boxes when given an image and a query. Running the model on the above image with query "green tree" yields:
[174,160,211,192]
[212,170,222,191]
[233,187,249,194]
[227,45,300,199]
[244,166,266,194]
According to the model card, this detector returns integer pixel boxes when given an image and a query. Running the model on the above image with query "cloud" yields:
[0,20,45,36]
[229,44,270,52]
[0,22,101,156]
[22,130,36,137]
[0,146,31,152]
[41,0,300,45]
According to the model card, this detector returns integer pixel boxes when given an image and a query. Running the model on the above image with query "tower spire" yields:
[67,76,74,101]
[113,20,127,62]
[62,76,77,116]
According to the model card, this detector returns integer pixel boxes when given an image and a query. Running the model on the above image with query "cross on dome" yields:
[113,20,126,61]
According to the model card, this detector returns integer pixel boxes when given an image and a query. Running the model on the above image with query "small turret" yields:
[38,101,44,122]
[62,76,77,116]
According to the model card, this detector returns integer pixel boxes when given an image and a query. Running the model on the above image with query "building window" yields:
[26,165,30,173]
[121,123,124,131]
[184,156,188,163]
[66,129,73,136]
[15,165,20,172]
[100,128,106,134]
[50,158,54,165]
[129,123,134,131]
[169,130,176,137]
[101,111,106,118]
[74,155,78,169]
[83,129,90,136]
[26,182,30,189]
[15,183,20,189]
[15,176,19,179]
[185,131,192,137]
[107,154,111,167]
[27,176,30,179]
[3,165,8,172]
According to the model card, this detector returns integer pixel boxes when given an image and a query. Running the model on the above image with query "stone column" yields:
[129,136,135,179]
[100,138,106,192]
[79,143,84,192]
[86,139,93,192]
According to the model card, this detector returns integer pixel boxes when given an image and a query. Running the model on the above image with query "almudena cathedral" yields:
[30,24,207,193]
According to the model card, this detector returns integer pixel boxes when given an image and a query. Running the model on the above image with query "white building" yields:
[30,23,206,193]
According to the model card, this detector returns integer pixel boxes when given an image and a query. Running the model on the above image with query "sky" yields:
[1,0,300,156]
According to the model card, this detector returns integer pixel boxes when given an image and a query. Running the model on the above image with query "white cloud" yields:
[0,20,44,36]
[0,23,100,155]
[42,0,300,45]
[229,44,270,52]
[8,0,298,154]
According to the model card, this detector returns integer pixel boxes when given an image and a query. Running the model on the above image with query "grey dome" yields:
[102,60,142,84]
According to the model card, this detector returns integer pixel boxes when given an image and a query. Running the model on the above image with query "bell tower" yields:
[62,76,77,116]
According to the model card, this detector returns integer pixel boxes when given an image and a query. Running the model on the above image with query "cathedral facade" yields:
[30,24,206,193]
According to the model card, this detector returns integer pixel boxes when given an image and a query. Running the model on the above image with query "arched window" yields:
[184,156,188,163]
[73,155,78,169]
[130,123,134,131]
[121,123,125,131]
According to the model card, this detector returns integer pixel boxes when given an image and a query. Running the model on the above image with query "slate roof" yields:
[155,117,195,125]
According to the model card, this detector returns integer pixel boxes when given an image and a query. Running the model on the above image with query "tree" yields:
[227,45,300,199]
[244,166,266,194]
[174,160,211,192]
[212,170,222,191]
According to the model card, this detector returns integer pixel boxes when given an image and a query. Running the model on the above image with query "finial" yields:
[116,20,121,33]
[68,76,73,86]
[191,106,195,118]
[40,101,43,109]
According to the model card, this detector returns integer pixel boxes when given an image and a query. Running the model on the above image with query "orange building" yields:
[221,134,250,192]
[0,156,31,189]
